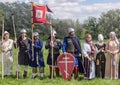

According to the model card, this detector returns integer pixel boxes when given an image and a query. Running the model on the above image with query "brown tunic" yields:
[16,37,31,65]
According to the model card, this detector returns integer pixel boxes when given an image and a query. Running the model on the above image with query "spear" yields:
[11,14,17,43]
[11,13,18,79]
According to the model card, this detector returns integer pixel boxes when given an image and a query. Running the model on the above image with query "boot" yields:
[4,75,8,77]
[39,68,44,79]
[55,67,60,77]
[32,68,37,79]
[32,73,37,79]
[74,67,78,79]
[23,71,27,78]
[40,73,44,80]
[49,66,54,79]
[15,71,20,79]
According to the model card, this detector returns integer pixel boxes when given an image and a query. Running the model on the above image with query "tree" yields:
[1,2,120,40]
[83,17,99,39]
[99,9,120,39]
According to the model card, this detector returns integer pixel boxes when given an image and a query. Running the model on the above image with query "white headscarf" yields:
[98,34,104,41]
[110,31,119,45]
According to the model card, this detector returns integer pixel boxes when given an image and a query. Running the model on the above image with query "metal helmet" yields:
[68,28,74,33]
[34,32,39,36]
[20,29,27,33]
[53,30,57,35]
[4,31,9,35]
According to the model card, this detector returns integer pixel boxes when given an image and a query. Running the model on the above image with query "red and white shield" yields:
[57,53,75,81]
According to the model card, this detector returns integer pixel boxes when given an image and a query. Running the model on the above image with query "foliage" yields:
[0,2,120,40]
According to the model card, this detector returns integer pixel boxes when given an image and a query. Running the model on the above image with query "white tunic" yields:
[1,39,13,62]
[82,42,91,57]
[82,42,95,79]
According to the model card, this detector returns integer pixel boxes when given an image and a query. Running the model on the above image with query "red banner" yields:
[32,2,51,24]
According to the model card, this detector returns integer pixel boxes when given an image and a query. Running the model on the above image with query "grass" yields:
[0,41,120,85]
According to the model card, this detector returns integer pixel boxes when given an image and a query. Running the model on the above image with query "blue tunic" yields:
[29,39,45,67]
[62,36,84,73]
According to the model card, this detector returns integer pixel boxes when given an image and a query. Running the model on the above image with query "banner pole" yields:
[32,24,34,60]
[31,2,34,63]
[50,25,54,79]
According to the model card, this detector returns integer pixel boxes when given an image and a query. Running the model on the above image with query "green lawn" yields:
[0,41,120,85]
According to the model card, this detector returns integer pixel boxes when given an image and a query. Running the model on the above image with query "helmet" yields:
[86,34,92,38]
[4,31,9,35]
[68,28,74,33]
[34,32,39,36]
[20,29,27,33]
[53,30,57,35]
[98,34,104,41]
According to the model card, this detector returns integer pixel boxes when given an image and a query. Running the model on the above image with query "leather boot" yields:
[55,67,60,77]
[23,71,27,78]
[74,67,78,79]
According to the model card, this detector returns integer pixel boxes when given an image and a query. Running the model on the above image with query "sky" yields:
[0,0,120,22]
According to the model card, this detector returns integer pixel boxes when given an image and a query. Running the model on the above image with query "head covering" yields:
[86,34,92,38]
[53,30,57,35]
[98,34,104,41]
[4,31,9,35]
[34,32,39,36]
[68,28,74,33]
[110,31,116,36]
[20,29,27,33]
[109,31,119,45]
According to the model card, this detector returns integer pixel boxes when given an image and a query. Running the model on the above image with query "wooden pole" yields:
[12,15,17,42]
[1,14,4,79]
[12,14,19,79]
[31,2,34,62]
[32,24,34,61]
[50,25,54,79]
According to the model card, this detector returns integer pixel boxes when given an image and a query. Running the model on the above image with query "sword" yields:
[36,52,39,65]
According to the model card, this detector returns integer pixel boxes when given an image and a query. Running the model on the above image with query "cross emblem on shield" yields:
[57,53,75,81]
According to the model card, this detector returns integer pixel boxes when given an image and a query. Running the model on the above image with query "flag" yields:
[46,5,53,13]
[32,2,51,25]
[38,0,53,13]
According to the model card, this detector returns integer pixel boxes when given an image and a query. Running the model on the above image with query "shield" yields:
[57,53,75,80]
